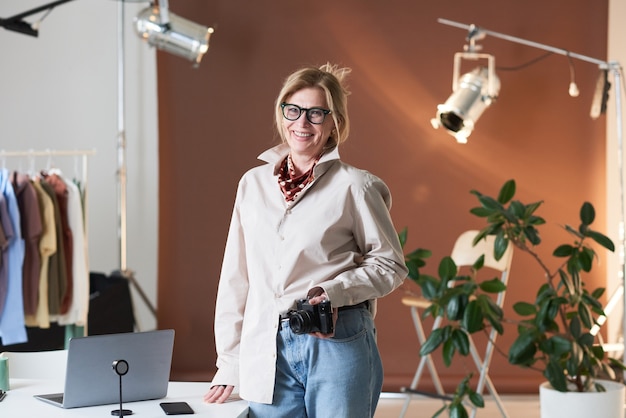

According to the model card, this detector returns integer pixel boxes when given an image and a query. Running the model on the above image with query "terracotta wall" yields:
[156,1,608,393]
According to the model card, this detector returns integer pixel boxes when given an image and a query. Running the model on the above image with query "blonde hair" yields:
[274,63,352,147]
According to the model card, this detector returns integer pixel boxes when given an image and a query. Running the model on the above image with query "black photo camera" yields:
[288,298,334,335]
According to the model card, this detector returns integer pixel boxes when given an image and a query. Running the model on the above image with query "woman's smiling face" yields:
[282,87,334,160]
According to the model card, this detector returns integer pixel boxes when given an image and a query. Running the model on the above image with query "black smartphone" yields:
[160,401,194,415]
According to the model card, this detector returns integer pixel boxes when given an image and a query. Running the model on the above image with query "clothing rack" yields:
[0,148,96,347]
[0,149,96,182]
[0,148,96,243]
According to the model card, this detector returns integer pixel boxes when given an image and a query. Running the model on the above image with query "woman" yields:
[204,63,408,417]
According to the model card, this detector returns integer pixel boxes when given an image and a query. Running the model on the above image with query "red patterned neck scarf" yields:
[278,153,321,202]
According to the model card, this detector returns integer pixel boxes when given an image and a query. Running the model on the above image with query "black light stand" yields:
[111,359,133,416]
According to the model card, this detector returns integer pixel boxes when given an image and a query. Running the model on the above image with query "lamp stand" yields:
[116,1,158,326]
[111,359,132,416]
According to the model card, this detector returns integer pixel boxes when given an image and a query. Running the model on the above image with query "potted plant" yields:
[401,179,626,418]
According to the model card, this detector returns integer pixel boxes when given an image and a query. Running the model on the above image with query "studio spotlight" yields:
[431,53,500,144]
[134,0,214,67]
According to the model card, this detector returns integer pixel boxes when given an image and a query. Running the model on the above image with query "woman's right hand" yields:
[204,384,235,403]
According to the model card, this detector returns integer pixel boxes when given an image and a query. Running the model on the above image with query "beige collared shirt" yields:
[211,144,408,404]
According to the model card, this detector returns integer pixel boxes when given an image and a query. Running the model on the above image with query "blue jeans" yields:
[248,307,383,418]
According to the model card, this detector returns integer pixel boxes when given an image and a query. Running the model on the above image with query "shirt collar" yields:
[258,143,341,175]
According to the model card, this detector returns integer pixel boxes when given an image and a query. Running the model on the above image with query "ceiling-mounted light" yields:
[431,52,500,144]
[134,0,214,67]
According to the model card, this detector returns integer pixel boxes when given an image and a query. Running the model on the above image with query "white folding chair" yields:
[399,230,513,418]
[0,349,68,381]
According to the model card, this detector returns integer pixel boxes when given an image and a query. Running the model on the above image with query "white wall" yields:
[0,0,158,332]
[606,0,626,353]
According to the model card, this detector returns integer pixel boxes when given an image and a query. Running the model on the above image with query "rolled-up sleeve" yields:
[321,174,408,308]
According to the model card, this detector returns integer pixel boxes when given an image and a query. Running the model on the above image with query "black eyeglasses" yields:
[280,103,331,125]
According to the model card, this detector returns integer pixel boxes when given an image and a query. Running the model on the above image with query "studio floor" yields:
[374,393,541,418]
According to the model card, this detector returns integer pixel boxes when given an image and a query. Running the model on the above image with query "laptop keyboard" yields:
[49,394,64,404]
[39,393,64,404]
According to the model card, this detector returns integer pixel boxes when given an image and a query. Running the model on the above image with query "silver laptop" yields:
[35,329,175,409]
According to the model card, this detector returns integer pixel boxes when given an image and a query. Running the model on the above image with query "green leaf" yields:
[558,269,576,296]
[494,232,509,261]
[571,342,583,366]
[578,303,593,329]
[509,330,538,365]
[580,202,595,225]
[398,228,408,248]
[513,302,537,316]
[485,309,504,335]
[497,179,516,204]
[405,248,431,281]
[587,230,616,252]
[592,287,606,301]
[569,316,581,338]
[509,200,525,217]
[420,327,445,356]
[472,254,485,270]
[470,207,493,217]
[442,337,455,367]
[449,403,469,418]
[553,244,574,257]
[468,391,484,407]
[472,229,490,246]
[447,294,466,321]
[433,405,447,418]
[578,332,594,348]
[578,248,593,272]
[544,359,567,392]
[478,195,502,211]
[524,201,544,217]
[523,226,541,245]
[544,335,572,357]
[609,358,626,371]
[407,247,433,259]
[528,215,546,225]
[479,278,507,293]
[592,345,606,362]
[439,256,458,281]
[569,270,581,295]
[452,329,470,356]
[404,261,421,282]
[565,224,585,240]
[461,300,484,333]
[417,275,439,300]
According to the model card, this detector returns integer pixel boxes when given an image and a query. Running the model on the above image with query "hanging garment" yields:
[38,178,67,318]
[41,172,73,316]
[11,171,43,317]
[25,179,57,329]
[56,171,89,327]
[0,169,27,345]
[0,193,11,317]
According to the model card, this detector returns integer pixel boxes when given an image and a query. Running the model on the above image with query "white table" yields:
[1,379,249,417]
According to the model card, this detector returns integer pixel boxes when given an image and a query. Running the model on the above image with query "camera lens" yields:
[289,311,315,334]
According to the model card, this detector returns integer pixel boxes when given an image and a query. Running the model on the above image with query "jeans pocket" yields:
[330,309,370,343]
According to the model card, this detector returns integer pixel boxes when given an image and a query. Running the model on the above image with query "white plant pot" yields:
[539,379,625,418]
